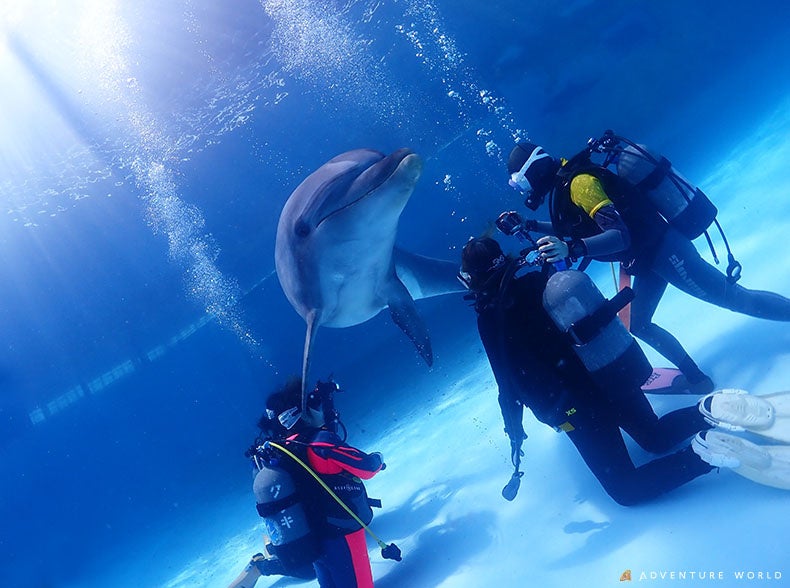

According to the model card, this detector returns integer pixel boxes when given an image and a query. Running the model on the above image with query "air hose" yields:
[267,441,402,562]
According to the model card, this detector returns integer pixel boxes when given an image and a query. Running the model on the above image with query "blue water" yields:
[2,1,790,587]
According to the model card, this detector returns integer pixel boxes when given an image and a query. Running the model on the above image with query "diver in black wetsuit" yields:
[230,378,387,588]
[504,141,790,394]
[460,237,714,506]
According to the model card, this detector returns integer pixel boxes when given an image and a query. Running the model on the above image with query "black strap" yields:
[634,155,671,192]
[577,256,592,272]
[256,491,301,518]
[566,287,634,345]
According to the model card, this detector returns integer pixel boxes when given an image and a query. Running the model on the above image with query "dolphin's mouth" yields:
[317,148,417,226]
[352,148,416,195]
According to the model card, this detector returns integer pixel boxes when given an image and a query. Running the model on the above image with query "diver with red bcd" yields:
[228,377,400,588]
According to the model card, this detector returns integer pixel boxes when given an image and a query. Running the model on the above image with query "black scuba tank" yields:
[542,270,651,390]
[253,464,318,566]
[614,142,717,240]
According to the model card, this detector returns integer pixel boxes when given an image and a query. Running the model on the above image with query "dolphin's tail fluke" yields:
[393,248,466,299]
[301,310,320,411]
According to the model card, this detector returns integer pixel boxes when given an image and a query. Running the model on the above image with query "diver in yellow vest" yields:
[505,141,790,394]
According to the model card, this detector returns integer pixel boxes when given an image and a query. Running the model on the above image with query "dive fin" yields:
[386,275,433,366]
[641,367,713,395]
[700,389,790,444]
[692,431,790,490]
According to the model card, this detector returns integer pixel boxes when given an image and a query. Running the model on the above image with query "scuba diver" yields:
[459,236,790,505]
[503,137,790,394]
[229,377,398,588]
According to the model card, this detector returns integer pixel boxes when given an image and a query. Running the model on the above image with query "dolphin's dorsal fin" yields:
[301,310,320,411]
[386,276,433,366]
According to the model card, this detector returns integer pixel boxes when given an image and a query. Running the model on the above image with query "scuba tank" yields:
[542,269,651,391]
[613,142,717,240]
[253,463,318,567]
[587,130,742,283]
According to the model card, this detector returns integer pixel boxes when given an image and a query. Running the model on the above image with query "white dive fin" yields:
[692,431,790,490]
[699,389,790,444]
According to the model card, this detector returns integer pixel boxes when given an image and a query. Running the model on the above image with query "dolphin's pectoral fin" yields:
[301,310,320,411]
[386,277,433,366]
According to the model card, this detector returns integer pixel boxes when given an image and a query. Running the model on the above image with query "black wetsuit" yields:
[633,226,790,361]
[474,266,713,506]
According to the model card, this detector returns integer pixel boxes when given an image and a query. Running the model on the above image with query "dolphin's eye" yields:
[295,219,311,237]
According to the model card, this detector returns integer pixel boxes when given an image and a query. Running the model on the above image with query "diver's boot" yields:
[250,552,279,576]
[672,374,714,395]
[251,542,315,580]
[676,357,715,395]
[250,540,284,576]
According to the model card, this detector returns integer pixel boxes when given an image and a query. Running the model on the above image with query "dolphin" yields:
[275,147,465,407]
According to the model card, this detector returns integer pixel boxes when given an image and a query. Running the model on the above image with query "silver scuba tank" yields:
[616,143,717,239]
[253,465,312,549]
[542,270,651,390]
